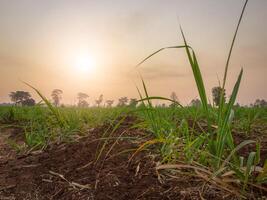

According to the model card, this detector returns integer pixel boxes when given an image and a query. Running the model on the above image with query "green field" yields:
[0,103,266,198]
[0,105,266,151]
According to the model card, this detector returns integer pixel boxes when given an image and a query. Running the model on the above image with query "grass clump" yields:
[135,0,266,194]
[0,105,126,150]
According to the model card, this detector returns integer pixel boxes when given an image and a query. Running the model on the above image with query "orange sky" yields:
[0,0,266,105]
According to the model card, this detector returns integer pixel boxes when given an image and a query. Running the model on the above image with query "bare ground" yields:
[0,116,266,200]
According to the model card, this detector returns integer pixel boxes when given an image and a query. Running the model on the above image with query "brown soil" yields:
[0,126,24,162]
[0,116,266,200]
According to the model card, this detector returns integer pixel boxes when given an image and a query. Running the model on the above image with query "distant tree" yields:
[170,92,179,107]
[170,92,178,102]
[77,92,89,107]
[129,98,138,107]
[117,97,128,107]
[95,94,103,107]
[254,99,267,107]
[190,98,201,107]
[212,86,225,106]
[51,89,63,107]
[9,91,35,106]
[106,100,114,107]
[9,91,31,104]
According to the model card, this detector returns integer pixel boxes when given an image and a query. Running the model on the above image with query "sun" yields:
[74,53,96,73]
[64,49,99,77]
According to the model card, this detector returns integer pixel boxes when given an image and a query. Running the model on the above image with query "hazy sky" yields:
[0,0,266,105]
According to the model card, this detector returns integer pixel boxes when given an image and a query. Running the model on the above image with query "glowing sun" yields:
[73,53,96,73]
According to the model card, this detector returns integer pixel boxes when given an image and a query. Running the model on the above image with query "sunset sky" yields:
[0,0,266,105]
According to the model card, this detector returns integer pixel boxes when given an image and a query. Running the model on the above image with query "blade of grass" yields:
[179,26,208,114]
[23,81,67,128]
[216,69,243,168]
[136,45,192,67]
[218,0,248,122]
[243,152,256,190]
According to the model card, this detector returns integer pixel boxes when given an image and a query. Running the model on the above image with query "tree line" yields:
[7,87,267,108]
[8,89,138,108]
